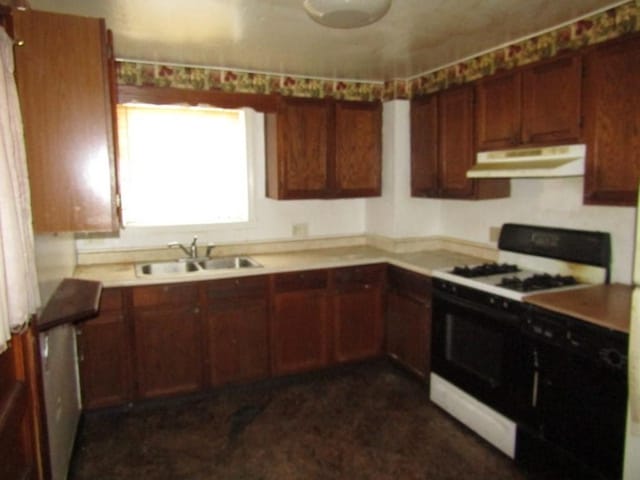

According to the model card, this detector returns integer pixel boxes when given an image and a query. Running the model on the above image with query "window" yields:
[117,103,249,226]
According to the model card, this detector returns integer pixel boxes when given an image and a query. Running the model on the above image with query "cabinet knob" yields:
[15,39,25,47]
[194,307,200,315]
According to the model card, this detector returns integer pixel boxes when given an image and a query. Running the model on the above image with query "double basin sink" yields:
[135,256,261,277]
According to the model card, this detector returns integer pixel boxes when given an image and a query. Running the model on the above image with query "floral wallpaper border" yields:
[116,0,640,102]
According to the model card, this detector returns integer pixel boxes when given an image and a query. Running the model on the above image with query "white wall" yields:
[76,110,366,252]
[76,100,636,284]
[34,233,77,303]
[367,100,636,284]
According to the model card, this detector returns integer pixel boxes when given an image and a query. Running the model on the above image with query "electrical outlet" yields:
[292,223,308,237]
[489,226,501,243]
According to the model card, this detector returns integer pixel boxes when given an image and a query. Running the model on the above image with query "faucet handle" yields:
[190,235,198,247]
[206,243,216,257]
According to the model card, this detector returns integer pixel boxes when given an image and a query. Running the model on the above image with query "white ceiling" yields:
[28,0,625,81]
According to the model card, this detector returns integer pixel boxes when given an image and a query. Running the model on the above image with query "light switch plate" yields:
[489,226,501,243]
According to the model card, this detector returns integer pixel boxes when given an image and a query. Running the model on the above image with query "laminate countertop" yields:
[73,246,488,288]
[525,283,632,334]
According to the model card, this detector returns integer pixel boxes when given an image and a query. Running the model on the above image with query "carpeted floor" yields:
[68,362,547,480]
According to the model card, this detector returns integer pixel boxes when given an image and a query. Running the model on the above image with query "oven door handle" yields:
[433,289,522,328]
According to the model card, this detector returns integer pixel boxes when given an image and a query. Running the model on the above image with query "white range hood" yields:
[467,144,586,179]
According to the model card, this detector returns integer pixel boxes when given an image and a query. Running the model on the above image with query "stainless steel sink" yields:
[199,256,262,270]
[135,260,202,276]
[135,256,261,276]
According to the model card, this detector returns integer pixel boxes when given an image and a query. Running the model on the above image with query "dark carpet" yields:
[69,362,540,480]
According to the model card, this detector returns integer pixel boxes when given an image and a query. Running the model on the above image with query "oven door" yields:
[431,288,523,419]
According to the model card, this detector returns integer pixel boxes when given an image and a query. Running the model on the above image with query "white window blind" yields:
[117,103,249,226]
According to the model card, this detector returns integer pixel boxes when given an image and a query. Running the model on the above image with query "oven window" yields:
[445,313,503,387]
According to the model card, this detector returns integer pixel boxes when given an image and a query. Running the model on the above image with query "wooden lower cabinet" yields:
[76,288,133,409]
[204,276,270,386]
[385,267,432,379]
[271,270,330,375]
[332,265,385,363]
[132,283,204,400]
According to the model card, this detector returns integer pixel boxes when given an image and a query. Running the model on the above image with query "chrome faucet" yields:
[168,235,199,259]
[168,236,215,259]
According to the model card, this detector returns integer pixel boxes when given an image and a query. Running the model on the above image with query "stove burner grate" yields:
[450,263,520,278]
[499,273,578,292]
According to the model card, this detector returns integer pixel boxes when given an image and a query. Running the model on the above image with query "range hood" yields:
[467,144,586,179]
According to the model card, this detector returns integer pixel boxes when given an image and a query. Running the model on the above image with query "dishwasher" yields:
[516,306,628,480]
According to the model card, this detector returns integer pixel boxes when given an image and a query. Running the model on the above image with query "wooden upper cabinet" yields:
[266,97,330,199]
[438,86,476,198]
[411,85,509,199]
[334,101,382,197]
[476,70,522,150]
[13,9,118,233]
[266,97,382,199]
[411,94,439,197]
[522,55,582,145]
[476,54,582,151]
[583,35,640,206]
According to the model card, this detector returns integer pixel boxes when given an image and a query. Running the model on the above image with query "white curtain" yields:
[0,27,40,354]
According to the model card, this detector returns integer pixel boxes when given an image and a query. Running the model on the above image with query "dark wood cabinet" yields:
[331,265,385,363]
[266,97,381,199]
[583,34,640,206]
[385,266,432,379]
[13,9,118,233]
[270,270,330,375]
[334,101,382,197]
[132,283,203,399]
[411,85,509,199]
[76,288,133,410]
[476,54,582,150]
[204,276,270,386]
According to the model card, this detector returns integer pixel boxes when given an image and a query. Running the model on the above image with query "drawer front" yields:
[205,275,268,301]
[132,283,199,308]
[100,287,123,312]
[332,264,385,288]
[387,266,432,303]
[274,269,328,293]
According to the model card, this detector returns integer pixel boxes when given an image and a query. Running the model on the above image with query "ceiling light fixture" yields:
[303,0,392,29]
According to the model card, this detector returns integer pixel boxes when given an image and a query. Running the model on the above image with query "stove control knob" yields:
[489,297,496,305]
[502,300,510,310]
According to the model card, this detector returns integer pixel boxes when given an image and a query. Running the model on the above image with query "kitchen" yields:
[0,0,638,479]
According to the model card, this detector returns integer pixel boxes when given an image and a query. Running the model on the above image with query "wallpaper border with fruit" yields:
[116,0,640,101]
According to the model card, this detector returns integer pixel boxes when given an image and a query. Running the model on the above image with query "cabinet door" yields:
[76,289,132,409]
[332,265,385,363]
[271,270,329,375]
[204,276,270,386]
[334,101,382,197]
[266,97,330,199]
[386,291,431,379]
[13,10,117,233]
[521,55,582,145]
[272,290,329,375]
[438,85,476,198]
[583,35,640,206]
[476,70,521,150]
[132,284,203,399]
[333,286,383,363]
[411,94,439,197]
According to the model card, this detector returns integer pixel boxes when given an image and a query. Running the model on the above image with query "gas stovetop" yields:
[433,262,590,301]
[433,224,611,301]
